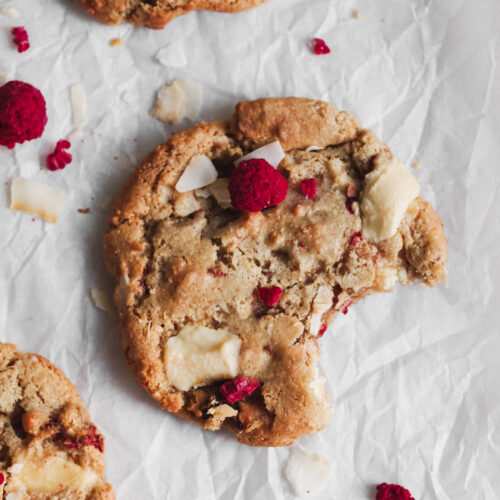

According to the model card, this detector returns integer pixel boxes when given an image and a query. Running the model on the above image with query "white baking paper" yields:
[1,0,499,498]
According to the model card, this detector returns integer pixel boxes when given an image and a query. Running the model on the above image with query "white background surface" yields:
[1,0,499,498]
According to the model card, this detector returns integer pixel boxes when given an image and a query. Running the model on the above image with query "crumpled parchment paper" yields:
[1,0,499,498]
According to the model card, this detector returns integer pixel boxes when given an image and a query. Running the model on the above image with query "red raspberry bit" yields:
[350,231,363,246]
[12,27,30,53]
[0,472,4,485]
[58,433,78,450]
[310,38,331,55]
[375,483,415,500]
[298,242,306,248]
[332,294,339,306]
[0,81,47,149]
[347,183,358,198]
[317,323,327,338]
[79,425,104,452]
[208,267,227,277]
[220,375,260,404]
[257,286,282,307]
[228,159,288,212]
[341,300,352,314]
[345,197,356,214]
[47,140,72,171]
[300,178,317,199]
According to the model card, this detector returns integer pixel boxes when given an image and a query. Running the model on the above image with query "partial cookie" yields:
[103,97,447,446]
[0,343,114,499]
[76,0,267,28]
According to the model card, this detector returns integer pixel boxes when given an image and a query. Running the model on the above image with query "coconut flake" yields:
[67,128,83,143]
[122,90,137,104]
[207,178,232,208]
[235,141,285,169]
[10,178,69,223]
[175,80,201,121]
[285,446,332,496]
[90,289,116,318]
[0,5,20,18]
[71,84,86,126]
[151,80,201,125]
[155,43,187,68]
[306,145,325,152]
[175,155,217,193]
[6,492,26,500]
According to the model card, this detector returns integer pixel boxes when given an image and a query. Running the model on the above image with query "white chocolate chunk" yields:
[70,84,86,126]
[155,43,187,68]
[5,492,26,500]
[0,6,20,18]
[207,178,232,208]
[151,80,201,124]
[361,157,420,241]
[175,154,218,193]
[235,141,285,169]
[309,286,333,335]
[10,178,69,223]
[285,445,332,496]
[8,464,23,474]
[165,325,241,391]
[378,266,399,290]
[15,453,98,493]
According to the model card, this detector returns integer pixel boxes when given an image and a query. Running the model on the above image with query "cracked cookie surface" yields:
[0,343,114,499]
[75,0,267,28]
[103,97,447,446]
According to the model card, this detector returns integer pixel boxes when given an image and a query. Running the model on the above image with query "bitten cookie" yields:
[76,0,267,28]
[0,343,114,499]
[103,97,447,446]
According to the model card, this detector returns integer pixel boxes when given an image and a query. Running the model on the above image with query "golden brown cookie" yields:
[0,343,114,499]
[103,97,447,446]
[76,0,267,28]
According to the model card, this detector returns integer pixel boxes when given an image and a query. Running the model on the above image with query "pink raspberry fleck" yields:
[350,231,363,245]
[257,286,282,307]
[0,472,4,485]
[375,483,415,500]
[317,323,327,338]
[341,301,352,315]
[220,375,260,404]
[310,38,331,55]
[12,27,30,53]
[47,140,72,171]
[300,178,317,199]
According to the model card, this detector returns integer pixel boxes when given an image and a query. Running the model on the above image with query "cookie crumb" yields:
[109,38,123,47]
[412,162,420,169]
[354,9,361,19]
[77,208,90,214]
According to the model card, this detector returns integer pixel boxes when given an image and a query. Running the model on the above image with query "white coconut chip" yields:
[235,141,285,169]
[307,145,326,152]
[90,289,116,318]
[10,178,69,223]
[175,154,217,193]
[175,80,201,121]
[67,128,83,143]
[151,80,201,125]
[207,178,232,208]
[155,43,187,68]
[0,5,20,18]
[71,84,86,126]
[285,445,332,496]
[122,90,137,104]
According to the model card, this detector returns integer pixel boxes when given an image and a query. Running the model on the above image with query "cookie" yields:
[76,0,267,29]
[0,343,114,499]
[103,97,447,446]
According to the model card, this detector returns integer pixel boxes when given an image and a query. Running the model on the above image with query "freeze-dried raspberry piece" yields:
[208,267,226,277]
[220,375,260,404]
[228,159,288,212]
[310,38,331,55]
[12,27,30,53]
[257,286,282,306]
[346,197,356,214]
[46,140,72,171]
[341,301,352,314]
[350,231,363,245]
[0,472,4,485]
[300,178,317,199]
[375,483,415,500]
[317,323,327,338]
[79,425,104,452]
[0,80,47,149]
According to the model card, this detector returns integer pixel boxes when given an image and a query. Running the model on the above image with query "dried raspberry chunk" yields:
[220,375,260,404]
[57,425,104,453]
[257,286,282,306]
[317,323,327,338]
[0,81,47,149]
[228,159,288,212]
[350,231,363,246]
[310,38,331,55]
[375,483,415,500]
[47,140,72,171]
[12,27,30,53]
[300,178,317,199]
[0,472,4,485]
